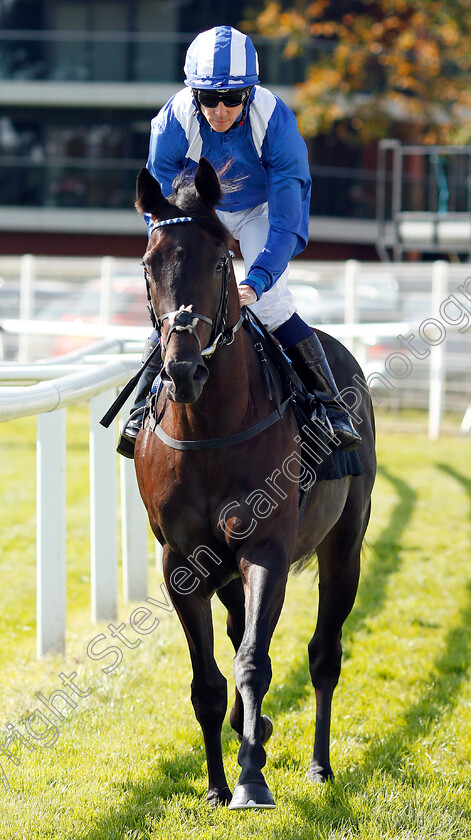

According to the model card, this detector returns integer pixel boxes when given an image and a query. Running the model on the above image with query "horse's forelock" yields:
[169,176,231,248]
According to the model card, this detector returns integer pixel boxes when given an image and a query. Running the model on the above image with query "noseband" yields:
[148,217,243,360]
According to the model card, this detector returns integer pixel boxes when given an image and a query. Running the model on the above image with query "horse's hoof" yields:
[206,786,232,807]
[228,782,276,809]
[306,762,333,784]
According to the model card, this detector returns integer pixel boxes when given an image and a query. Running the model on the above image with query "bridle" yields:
[142,215,292,452]
[99,215,247,433]
[146,216,243,361]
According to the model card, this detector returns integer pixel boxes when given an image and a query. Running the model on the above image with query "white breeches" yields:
[216,202,296,332]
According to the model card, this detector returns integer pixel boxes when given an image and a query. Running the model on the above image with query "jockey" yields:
[117,25,361,458]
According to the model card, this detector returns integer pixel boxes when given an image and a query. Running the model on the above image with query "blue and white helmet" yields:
[184,26,260,89]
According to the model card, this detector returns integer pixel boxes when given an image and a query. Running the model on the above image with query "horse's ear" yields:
[135,168,170,216]
[194,157,222,208]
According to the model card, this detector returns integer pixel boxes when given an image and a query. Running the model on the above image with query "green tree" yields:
[249,0,471,144]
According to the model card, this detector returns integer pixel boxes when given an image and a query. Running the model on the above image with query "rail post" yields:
[100,256,115,325]
[119,392,149,601]
[344,259,360,358]
[19,254,35,363]
[428,260,448,440]
[36,408,66,658]
[90,390,119,622]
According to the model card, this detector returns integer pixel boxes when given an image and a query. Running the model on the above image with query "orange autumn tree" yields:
[249,0,471,144]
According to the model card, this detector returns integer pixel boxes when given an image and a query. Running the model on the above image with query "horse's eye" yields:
[215,259,224,273]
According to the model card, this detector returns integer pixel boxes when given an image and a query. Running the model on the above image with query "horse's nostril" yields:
[194,363,209,386]
[163,360,193,384]
[162,358,208,402]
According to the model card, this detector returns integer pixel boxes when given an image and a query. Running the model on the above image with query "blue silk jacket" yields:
[146,85,312,299]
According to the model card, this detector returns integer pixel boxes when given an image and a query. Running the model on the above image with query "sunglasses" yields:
[194,88,251,109]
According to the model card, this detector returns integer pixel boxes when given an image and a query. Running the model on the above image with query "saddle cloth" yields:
[241,311,363,485]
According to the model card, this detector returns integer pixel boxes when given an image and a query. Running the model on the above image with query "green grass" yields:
[0,407,470,839]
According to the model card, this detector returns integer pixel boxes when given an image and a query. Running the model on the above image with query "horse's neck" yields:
[209,328,252,408]
[166,330,251,439]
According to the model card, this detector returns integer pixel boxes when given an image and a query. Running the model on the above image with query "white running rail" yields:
[0,340,156,659]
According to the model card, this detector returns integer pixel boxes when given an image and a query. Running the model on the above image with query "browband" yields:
[150,217,195,233]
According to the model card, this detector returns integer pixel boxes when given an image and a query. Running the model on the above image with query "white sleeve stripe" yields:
[187,127,203,163]
[249,87,277,157]
[171,89,202,163]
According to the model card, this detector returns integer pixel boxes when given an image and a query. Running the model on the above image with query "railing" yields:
[2,254,471,420]
[377,141,471,261]
[0,339,156,659]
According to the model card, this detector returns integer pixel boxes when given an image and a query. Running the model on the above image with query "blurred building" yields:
[0,0,378,258]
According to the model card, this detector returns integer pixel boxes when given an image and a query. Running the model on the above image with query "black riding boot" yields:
[117,338,162,459]
[286,332,362,452]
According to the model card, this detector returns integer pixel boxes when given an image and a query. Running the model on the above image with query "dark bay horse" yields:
[134,158,376,809]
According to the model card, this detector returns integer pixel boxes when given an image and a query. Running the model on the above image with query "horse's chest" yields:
[152,451,262,552]
[137,419,300,557]
[153,459,221,544]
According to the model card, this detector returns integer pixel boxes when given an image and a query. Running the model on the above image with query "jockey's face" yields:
[199,101,243,132]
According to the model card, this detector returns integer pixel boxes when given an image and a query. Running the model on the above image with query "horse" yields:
[133,157,376,810]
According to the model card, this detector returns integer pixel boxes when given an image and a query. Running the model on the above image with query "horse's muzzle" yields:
[161,357,209,403]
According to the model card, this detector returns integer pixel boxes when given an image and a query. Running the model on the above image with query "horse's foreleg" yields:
[307,517,363,783]
[217,578,245,738]
[163,551,231,807]
[217,577,275,748]
[217,577,274,747]
[228,547,289,810]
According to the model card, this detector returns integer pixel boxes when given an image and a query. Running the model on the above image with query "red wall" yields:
[0,232,378,261]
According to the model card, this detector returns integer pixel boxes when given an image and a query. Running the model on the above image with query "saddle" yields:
[241,309,363,513]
